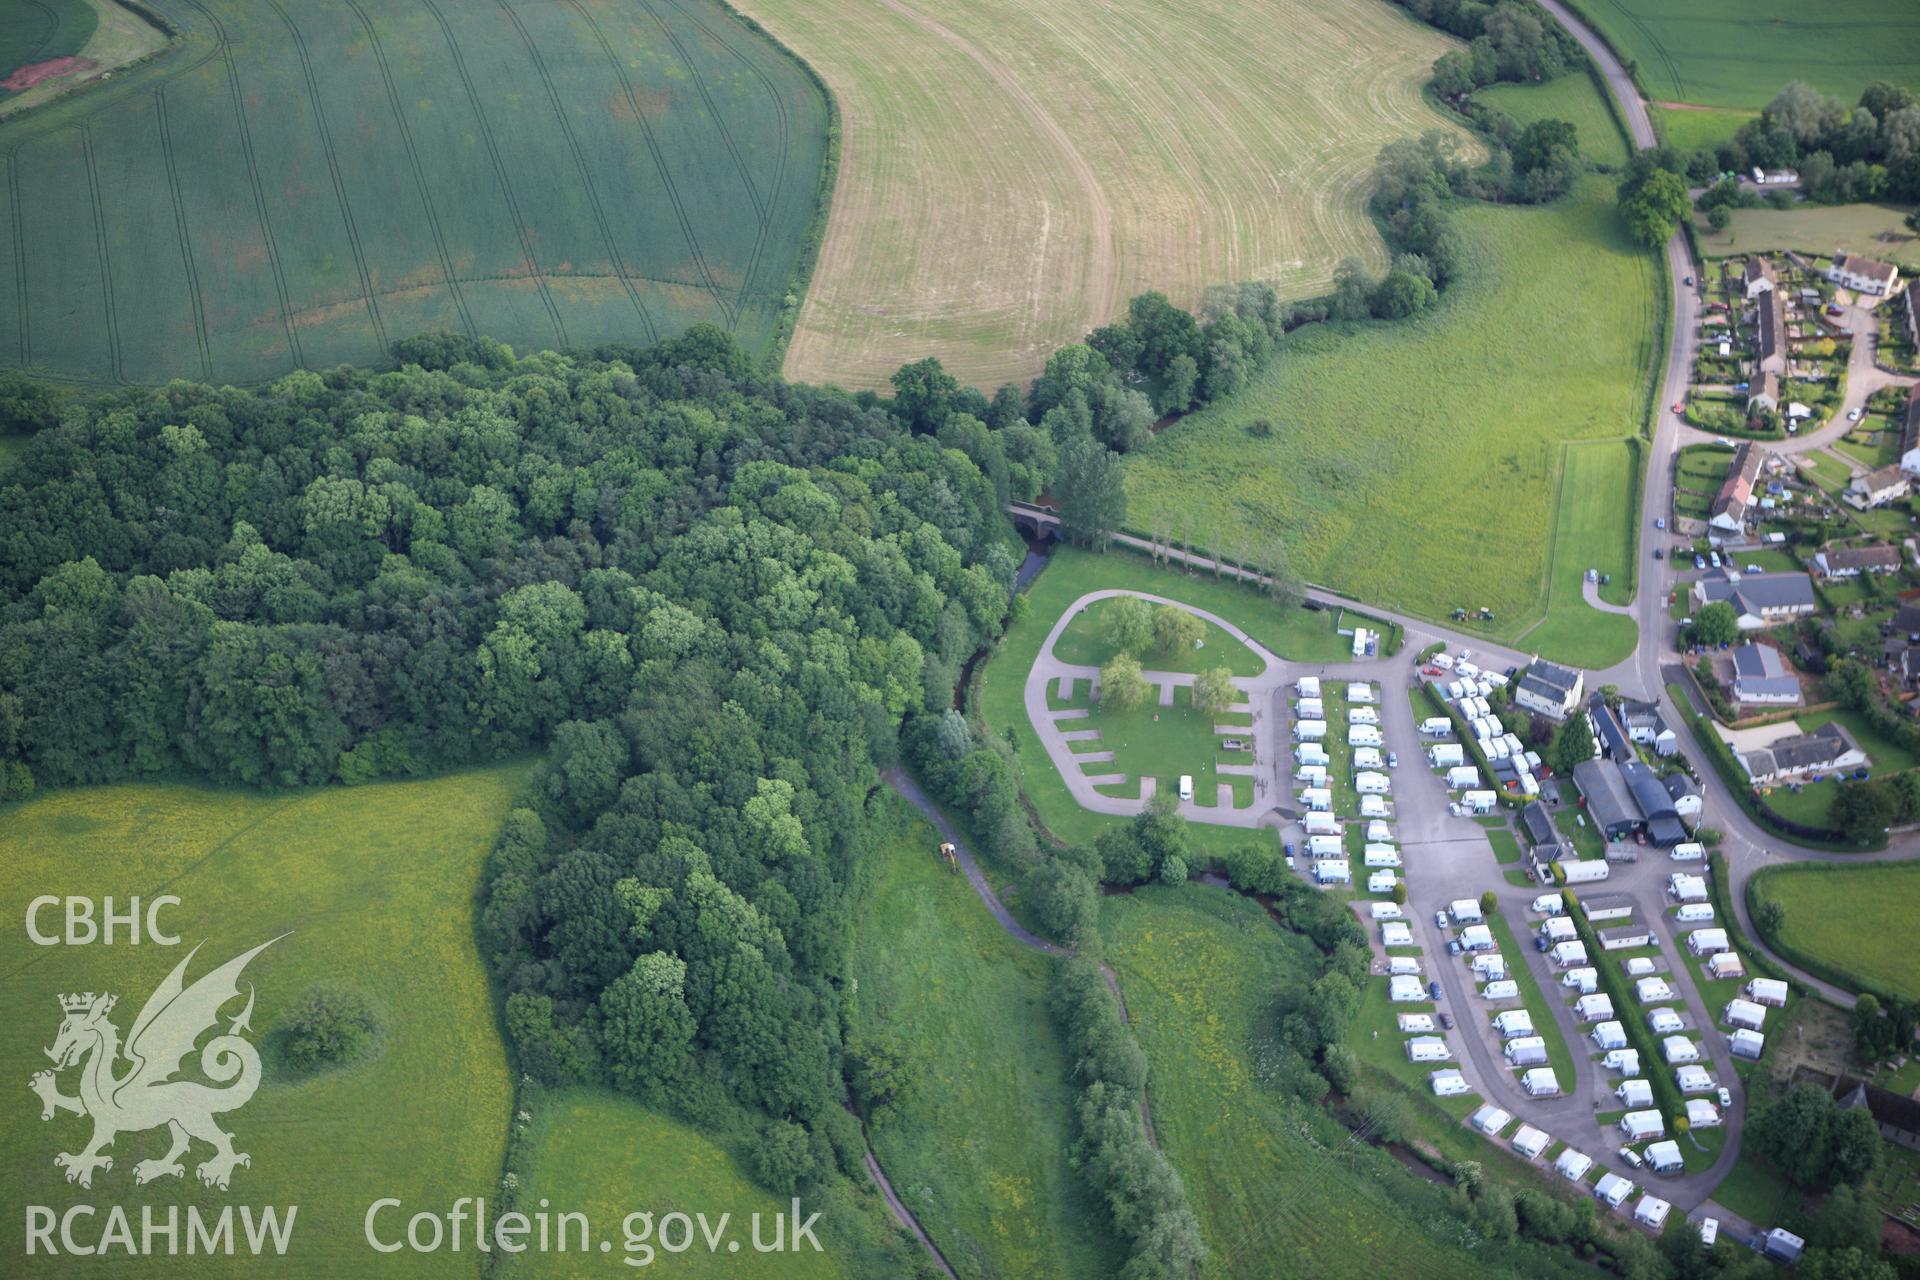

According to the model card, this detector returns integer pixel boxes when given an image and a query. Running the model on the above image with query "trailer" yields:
[1522,1067,1561,1097]
[1481,979,1520,1000]
[1306,833,1344,857]
[1620,1109,1664,1141]
[1430,1069,1469,1097]
[1603,1048,1640,1076]
[1560,859,1611,885]
[1355,771,1391,795]
[1303,811,1339,836]
[1295,743,1330,766]
[1675,1065,1715,1094]
[1540,915,1577,942]
[1296,676,1321,698]
[1723,998,1767,1031]
[1674,903,1715,924]
[1420,717,1454,736]
[1295,697,1324,720]
[1591,1021,1628,1051]
[1616,1079,1653,1108]
[1349,725,1383,748]
[1576,994,1615,1022]
[1450,898,1484,924]
[1363,844,1401,868]
[1686,928,1729,957]
[1459,924,1495,952]
[1493,1009,1535,1038]
[1366,870,1399,895]
[1562,966,1598,994]
[1299,786,1333,812]
[1504,1036,1548,1066]
[1471,954,1508,980]
[1745,978,1788,1008]
[1365,820,1395,843]
[1460,789,1498,814]
[1551,940,1589,968]
[1313,860,1351,886]
[1381,922,1414,947]
[1388,974,1425,1002]
[1406,1036,1452,1063]
[1444,764,1480,789]
[1532,893,1565,916]
[1429,743,1465,768]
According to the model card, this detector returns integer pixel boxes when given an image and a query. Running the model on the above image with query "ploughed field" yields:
[0,0,829,385]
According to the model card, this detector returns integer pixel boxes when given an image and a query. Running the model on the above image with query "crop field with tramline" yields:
[0,0,829,386]
[735,0,1467,391]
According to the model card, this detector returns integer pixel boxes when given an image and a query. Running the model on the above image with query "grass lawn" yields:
[846,794,1114,1279]
[1054,596,1266,677]
[1799,450,1854,494]
[1797,707,1920,773]
[1711,1153,1805,1234]
[1651,105,1756,155]
[499,1091,853,1279]
[1566,0,1920,109]
[1345,980,1481,1121]
[1126,177,1656,660]
[1696,204,1920,273]
[1097,885,1582,1280]
[1520,440,1641,665]
[1487,827,1523,864]
[1485,910,1579,1088]
[1754,777,1840,828]
[1748,861,1920,1001]
[1084,684,1253,813]
[1555,806,1604,859]
[0,764,528,1275]
[1477,71,1630,167]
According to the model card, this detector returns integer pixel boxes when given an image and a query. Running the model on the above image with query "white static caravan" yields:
[1522,1068,1561,1097]
[1364,845,1402,869]
[1350,726,1384,749]
[1359,795,1390,820]
[1460,789,1498,814]
[1450,898,1484,924]
[1294,719,1328,742]
[1294,763,1328,787]
[1616,1079,1654,1108]
[1674,903,1715,924]
[1398,1013,1437,1033]
[1730,1029,1766,1060]
[1623,957,1657,978]
[1668,873,1707,903]
[1430,1069,1470,1097]
[1420,717,1454,736]
[1459,924,1495,952]
[1707,952,1745,981]
[1576,994,1615,1023]
[1296,743,1330,767]
[1670,842,1705,862]
[1646,1009,1684,1035]
[1471,953,1509,981]
[1470,1104,1512,1136]
[1634,1196,1672,1228]
[1353,747,1385,771]
[1313,860,1351,886]
[1675,1065,1715,1094]
[1620,1110,1665,1142]
[1431,653,1456,671]
[1645,1143,1683,1175]
[1348,706,1380,726]
[1505,1036,1548,1066]
[1355,771,1391,796]
[1388,974,1426,1002]
[1686,1099,1723,1129]
[1303,811,1339,836]
[1493,1009,1535,1038]
[1381,922,1414,947]
[1369,901,1404,920]
[1635,977,1674,1004]
[1481,980,1520,1000]
[1560,859,1611,885]
[1745,979,1788,1008]
[1347,682,1375,705]
[1367,870,1399,895]
[1510,1125,1551,1159]
[1299,787,1333,812]
[1365,820,1395,844]
[1551,941,1589,968]
[1445,680,1466,701]
[1591,1021,1628,1051]
[1295,698,1325,720]
[1296,676,1321,699]
[1554,1148,1592,1180]
[1595,1173,1636,1210]
[1307,834,1344,858]
[1687,928,1730,957]
[1445,765,1481,790]
[1540,916,1577,943]
[1532,893,1565,916]
[1562,966,1599,995]
[1430,743,1466,768]
[1406,1036,1452,1063]
[1604,1048,1641,1076]
[1662,1036,1700,1065]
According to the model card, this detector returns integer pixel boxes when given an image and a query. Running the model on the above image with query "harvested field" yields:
[738,0,1467,390]
[0,0,829,385]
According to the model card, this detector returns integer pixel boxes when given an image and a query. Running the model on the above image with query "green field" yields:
[1080,682,1254,813]
[1519,440,1640,666]
[1126,177,1656,661]
[1566,0,1920,109]
[1693,204,1920,272]
[0,764,526,1275]
[0,0,829,385]
[1748,861,1920,1001]
[1054,595,1267,677]
[846,795,1113,1279]
[0,0,98,94]
[1477,71,1630,168]
[1098,886,1576,1280]
[1651,104,1756,155]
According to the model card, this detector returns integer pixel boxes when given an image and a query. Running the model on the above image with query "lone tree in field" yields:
[1102,596,1154,657]
[1100,653,1151,712]
[1152,604,1204,659]
[1193,666,1238,716]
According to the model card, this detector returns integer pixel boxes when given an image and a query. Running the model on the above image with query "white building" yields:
[1676,1065,1716,1094]
[1663,1036,1700,1064]
[1471,1104,1512,1135]
[1515,660,1584,721]
[1511,1125,1550,1159]
[1616,1079,1653,1108]
[1730,1029,1766,1060]
[1745,979,1788,1008]
[1554,1147,1591,1180]
[1620,1109,1665,1141]
[1635,1195,1672,1228]
[1591,1021,1627,1051]
[1687,1099,1723,1129]
[1826,250,1901,297]
[1430,1069,1469,1097]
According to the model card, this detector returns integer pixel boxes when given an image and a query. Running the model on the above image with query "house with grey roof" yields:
[1708,442,1766,534]
[1588,694,1633,762]
[1663,772,1702,821]
[1731,643,1801,705]
[1516,659,1583,721]
[1748,370,1781,416]
[1741,257,1777,300]
[1827,251,1900,298]
[1814,543,1903,577]
[1620,700,1677,756]
[1847,465,1910,510]
[1739,721,1867,785]
[1901,381,1920,478]
[1756,290,1787,375]
[1691,568,1817,630]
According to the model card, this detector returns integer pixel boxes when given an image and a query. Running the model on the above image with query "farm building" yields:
[1397,1013,1436,1033]
[1826,250,1901,297]
[1738,720,1866,785]
[1675,1065,1715,1094]
[1553,1147,1591,1180]
[1493,1010,1535,1038]
[1634,1196,1671,1228]
[1381,922,1414,947]
[1848,465,1911,509]
[1515,660,1583,721]
[1576,994,1615,1023]
[1562,966,1598,994]
[1313,860,1351,886]
[1459,924,1495,952]
[1601,925,1654,951]
[1687,1099,1723,1129]
[1472,953,1508,980]
[1745,979,1788,1008]
[1620,1110,1664,1141]
[1592,1021,1628,1051]
[1406,1037,1452,1063]
[1573,758,1640,840]
[1663,1036,1700,1065]
[1551,941,1589,968]
[1742,257,1777,298]
[1505,1037,1548,1067]
[1687,928,1729,957]
[1707,952,1745,980]
[1582,893,1635,923]
[1814,543,1903,578]
[1511,1125,1550,1159]
[1471,1104,1512,1135]
[1604,1048,1641,1076]
[1388,975,1426,1002]
[1482,980,1520,1000]
[1616,1079,1653,1108]
[1522,1067,1560,1097]
[1540,915,1577,943]
[1731,643,1801,705]
[1647,1008,1685,1035]
[1709,441,1767,535]
[1691,567,1817,631]
[1595,1172,1636,1209]
[1430,1069,1469,1097]
[1635,977,1674,1003]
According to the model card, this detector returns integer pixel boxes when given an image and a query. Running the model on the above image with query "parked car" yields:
[1709,551,1722,568]
[1428,980,1443,1000]
[1655,517,1666,530]
[1388,752,1399,769]
[1535,935,1549,952]
[1672,402,1685,414]
[1653,548,1664,560]
[1684,275,1694,286]
[1693,554,1706,570]
[1848,408,1862,422]
[1619,1146,1645,1169]
[1435,911,1448,929]
[1438,1012,1454,1030]
[1448,939,1463,955]
[1717,1086,1732,1107]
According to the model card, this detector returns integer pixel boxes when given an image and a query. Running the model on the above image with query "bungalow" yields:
[1741,256,1778,299]
[1707,442,1766,534]
[1691,567,1818,630]
[1573,757,1641,840]
[1601,925,1655,951]
[1731,643,1801,705]
[1739,720,1868,785]
[1814,542,1903,577]
[1756,290,1787,375]
[1510,1124,1550,1159]
[1827,250,1901,298]
[1582,892,1635,924]
[1848,465,1911,509]
[1515,659,1584,721]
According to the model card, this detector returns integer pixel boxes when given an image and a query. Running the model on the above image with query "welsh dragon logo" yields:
[29,937,283,1191]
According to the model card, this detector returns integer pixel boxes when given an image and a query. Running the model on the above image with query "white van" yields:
[1178,775,1194,802]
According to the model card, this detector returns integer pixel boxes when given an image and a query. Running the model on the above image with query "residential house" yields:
[1730,643,1801,705]
[1516,659,1583,721]
[1708,442,1766,534]
[1738,720,1868,785]
[1663,775,1701,824]
[1521,801,1557,849]
[1621,701,1678,756]
[1826,250,1901,298]
[1748,370,1781,416]
[1848,465,1910,509]
[1756,290,1787,376]
[1837,1078,1920,1153]
[1589,694,1635,763]
[1691,568,1818,630]
[1814,543,1903,577]
[1741,257,1777,299]
[1904,278,1920,350]
[1901,385,1920,479]
[1574,757,1641,841]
